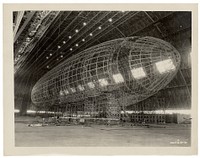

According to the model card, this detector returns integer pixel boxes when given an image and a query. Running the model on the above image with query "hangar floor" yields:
[15,116,191,147]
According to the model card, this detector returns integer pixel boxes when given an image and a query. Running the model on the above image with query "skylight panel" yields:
[112,73,124,83]
[131,67,146,79]
[87,82,95,89]
[155,59,176,74]
[78,85,85,91]
[64,89,69,95]
[59,90,64,96]
[98,78,108,87]
[70,88,76,93]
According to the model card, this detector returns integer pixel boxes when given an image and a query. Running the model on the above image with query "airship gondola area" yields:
[14,11,192,147]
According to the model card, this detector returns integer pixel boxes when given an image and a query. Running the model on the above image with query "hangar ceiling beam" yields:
[14,11,35,43]
[144,11,166,37]
[13,11,24,39]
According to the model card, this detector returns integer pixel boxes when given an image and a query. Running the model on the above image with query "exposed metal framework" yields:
[31,36,181,118]
[14,11,60,72]
[13,11,25,39]
[13,11,191,115]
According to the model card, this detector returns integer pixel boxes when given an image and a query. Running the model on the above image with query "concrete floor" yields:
[15,116,191,147]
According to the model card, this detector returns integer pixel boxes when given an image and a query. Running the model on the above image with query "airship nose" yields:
[126,36,181,95]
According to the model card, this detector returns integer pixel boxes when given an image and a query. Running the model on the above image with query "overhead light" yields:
[27,110,36,114]
[98,78,108,87]
[58,45,61,49]
[98,26,102,29]
[14,109,20,113]
[108,18,112,22]
[87,82,95,89]
[76,43,79,47]
[47,65,49,68]
[155,59,176,74]
[26,37,31,41]
[131,67,146,79]
[89,33,93,36]
[112,73,124,83]
[70,48,73,51]
[82,39,85,42]
[50,53,52,56]
[57,58,59,60]
[46,57,49,59]
[83,22,87,26]
[78,85,85,91]
[75,29,79,33]
[69,36,72,39]
[60,55,63,58]
[63,41,66,44]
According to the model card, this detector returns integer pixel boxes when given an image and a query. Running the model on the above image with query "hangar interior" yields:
[13,11,192,146]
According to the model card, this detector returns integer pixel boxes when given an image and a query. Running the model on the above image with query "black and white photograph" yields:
[3,3,198,156]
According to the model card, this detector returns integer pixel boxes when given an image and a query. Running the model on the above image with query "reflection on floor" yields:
[15,116,191,147]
